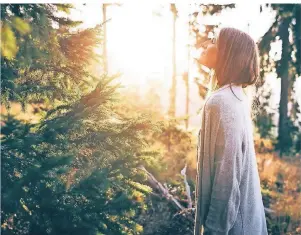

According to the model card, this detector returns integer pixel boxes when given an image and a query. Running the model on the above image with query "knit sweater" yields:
[194,85,268,235]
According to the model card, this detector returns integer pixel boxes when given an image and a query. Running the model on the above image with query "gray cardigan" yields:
[194,85,268,235]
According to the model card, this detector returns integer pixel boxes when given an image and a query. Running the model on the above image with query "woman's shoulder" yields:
[205,85,246,114]
[205,89,229,110]
[203,93,225,117]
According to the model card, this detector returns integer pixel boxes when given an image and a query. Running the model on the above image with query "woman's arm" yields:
[194,96,223,235]
[203,98,243,234]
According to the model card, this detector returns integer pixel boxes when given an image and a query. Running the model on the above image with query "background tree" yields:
[258,4,301,155]
[168,3,178,117]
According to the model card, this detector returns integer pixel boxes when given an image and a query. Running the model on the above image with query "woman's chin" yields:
[198,56,209,68]
[199,57,215,69]
[199,60,212,69]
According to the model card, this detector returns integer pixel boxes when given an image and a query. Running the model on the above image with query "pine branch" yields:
[138,166,185,210]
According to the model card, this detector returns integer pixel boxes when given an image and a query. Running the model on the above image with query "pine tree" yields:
[1,78,154,235]
[1,4,100,107]
[168,4,177,117]
[1,4,157,235]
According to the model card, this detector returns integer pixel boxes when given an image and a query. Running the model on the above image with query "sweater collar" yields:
[210,84,245,99]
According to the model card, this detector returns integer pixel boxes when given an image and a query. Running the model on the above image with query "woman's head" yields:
[199,27,259,88]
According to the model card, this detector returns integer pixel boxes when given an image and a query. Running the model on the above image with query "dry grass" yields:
[256,139,301,234]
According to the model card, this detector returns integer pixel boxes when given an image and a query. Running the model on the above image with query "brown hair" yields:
[215,27,259,88]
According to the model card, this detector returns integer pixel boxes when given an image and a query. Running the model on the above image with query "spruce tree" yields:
[1,4,156,235]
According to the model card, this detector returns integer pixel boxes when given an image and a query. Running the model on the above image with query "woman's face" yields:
[198,38,218,69]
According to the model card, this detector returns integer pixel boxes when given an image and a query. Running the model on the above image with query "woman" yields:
[194,27,268,235]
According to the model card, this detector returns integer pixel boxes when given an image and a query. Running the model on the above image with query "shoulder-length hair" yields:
[215,27,259,88]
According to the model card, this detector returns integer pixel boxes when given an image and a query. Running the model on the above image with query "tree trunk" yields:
[184,19,191,130]
[184,72,189,129]
[278,18,291,156]
[169,4,177,117]
[294,5,301,75]
[102,4,108,74]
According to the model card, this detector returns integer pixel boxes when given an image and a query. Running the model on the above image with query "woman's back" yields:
[196,85,268,235]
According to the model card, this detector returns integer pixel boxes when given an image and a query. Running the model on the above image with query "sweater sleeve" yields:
[194,96,223,235]
[203,98,243,235]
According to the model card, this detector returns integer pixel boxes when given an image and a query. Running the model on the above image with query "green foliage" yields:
[112,87,195,181]
[108,88,197,234]
[1,78,156,235]
[1,4,157,235]
[1,4,100,107]
[1,24,20,59]
[151,118,193,180]
[253,86,276,139]
[137,197,194,235]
